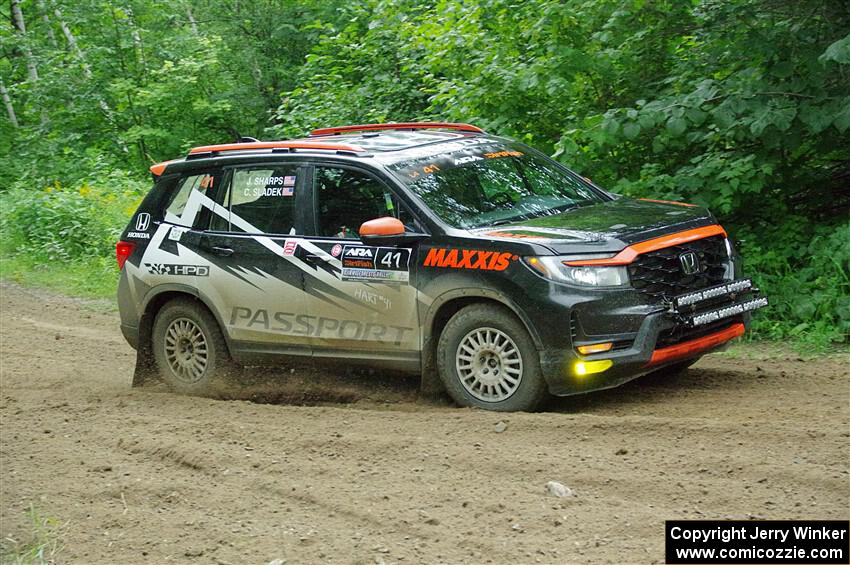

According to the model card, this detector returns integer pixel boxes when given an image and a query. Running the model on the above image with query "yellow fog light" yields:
[576,342,613,355]
[574,359,613,376]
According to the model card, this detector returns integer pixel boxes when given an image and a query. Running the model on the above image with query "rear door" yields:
[193,164,313,355]
[300,163,424,368]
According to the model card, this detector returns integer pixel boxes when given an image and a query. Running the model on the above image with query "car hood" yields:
[467,198,718,255]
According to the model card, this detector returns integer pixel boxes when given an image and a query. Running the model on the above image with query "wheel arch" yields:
[419,289,543,396]
[133,285,231,386]
[141,285,230,341]
[424,289,543,350]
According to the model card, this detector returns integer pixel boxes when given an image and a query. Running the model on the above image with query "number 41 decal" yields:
[381,251,403,269]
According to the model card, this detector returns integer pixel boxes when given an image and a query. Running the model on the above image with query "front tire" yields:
[151,298,234,394]
[436,304,547,411]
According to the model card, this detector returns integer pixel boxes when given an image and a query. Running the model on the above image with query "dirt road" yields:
[1,283,847,564]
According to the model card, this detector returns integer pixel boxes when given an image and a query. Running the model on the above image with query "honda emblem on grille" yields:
[679,251,700,275]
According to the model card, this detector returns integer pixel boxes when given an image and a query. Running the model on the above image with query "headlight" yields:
[723,237,736,280]
[523,256,630,287]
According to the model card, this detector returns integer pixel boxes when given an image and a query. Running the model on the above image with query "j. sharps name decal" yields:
[423,248,517,271]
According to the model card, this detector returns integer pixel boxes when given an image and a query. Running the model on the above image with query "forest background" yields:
[0,0,848,347]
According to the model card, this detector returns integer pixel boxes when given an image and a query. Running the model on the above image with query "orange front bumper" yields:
[647,322,745,366]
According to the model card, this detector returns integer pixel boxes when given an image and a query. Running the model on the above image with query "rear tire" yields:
[436,304,547,412]
[151,298,234,394]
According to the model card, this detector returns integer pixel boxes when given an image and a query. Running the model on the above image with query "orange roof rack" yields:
[309,122,485,136]
[188,140,365,155]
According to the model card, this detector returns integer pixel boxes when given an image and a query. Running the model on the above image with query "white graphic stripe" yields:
[162,188,345,285]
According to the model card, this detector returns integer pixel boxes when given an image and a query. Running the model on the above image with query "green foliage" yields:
[0,166,145,261]
[0,253,118,299]
[0,505,65,565]
[0,0,347,188]
[0,0,847,346]
[741,222,850,348]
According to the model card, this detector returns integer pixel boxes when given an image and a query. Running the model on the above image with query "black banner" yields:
[665,520,849,564]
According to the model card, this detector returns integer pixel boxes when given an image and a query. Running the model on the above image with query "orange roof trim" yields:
[150,159,178,176]
[188,141,365,154]
[564,225,727,267]
[310,122,484,136]
[639,198,697,207]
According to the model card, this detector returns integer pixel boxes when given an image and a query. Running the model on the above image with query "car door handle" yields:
[304,253,320,262]
[211,246,234,257]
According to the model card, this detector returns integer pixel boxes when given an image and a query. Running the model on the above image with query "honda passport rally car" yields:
[116,122,767,411]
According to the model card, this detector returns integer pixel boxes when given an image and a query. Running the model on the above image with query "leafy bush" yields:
[741,222,850,347]
[0,168,145,262]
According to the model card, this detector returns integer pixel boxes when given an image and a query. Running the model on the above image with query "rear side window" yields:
[215,166,299,235]
[165,173,214,226]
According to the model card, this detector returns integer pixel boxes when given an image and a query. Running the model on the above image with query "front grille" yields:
[569,311,578,342]
[629,235,729,300]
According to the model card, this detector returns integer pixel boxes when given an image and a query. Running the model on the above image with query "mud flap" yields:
[131,313,159,387]
[131,341,158,386]
[419,336,446,397]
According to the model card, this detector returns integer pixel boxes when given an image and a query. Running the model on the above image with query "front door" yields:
[301,164,423,368]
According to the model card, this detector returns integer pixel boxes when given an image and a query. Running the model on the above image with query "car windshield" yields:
[388,144,605,229]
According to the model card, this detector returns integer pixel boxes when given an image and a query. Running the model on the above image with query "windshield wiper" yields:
[522,202,580,220]
[485,219,516,227]
[468,202,583,229]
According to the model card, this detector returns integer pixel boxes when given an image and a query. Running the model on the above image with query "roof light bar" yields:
[188,141,365,155]
[309,122,485,136]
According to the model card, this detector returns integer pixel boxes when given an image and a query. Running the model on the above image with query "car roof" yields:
[149,122,509,177]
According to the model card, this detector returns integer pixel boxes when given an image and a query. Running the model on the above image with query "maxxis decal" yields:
[423,248,517,271]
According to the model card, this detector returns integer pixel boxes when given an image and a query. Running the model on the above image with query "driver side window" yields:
[313,166,419,238]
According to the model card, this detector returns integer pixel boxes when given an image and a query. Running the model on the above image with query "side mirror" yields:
[359,217,405,237]
[359,217,429,246]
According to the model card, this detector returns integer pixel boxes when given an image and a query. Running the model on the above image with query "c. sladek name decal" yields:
[423,248,518,271]
[230,307,412,344]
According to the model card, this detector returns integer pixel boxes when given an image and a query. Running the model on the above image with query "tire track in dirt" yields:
[1,282,848,564]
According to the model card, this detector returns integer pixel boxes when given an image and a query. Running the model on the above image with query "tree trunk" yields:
[126,8,147,74]
[54,6,92,79]
[54,5,129,153]
[186,4,199,35]
[35,0,58,47]
[0,77,19,127]
[11,0,40,82]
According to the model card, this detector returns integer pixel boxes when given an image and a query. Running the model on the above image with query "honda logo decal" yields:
[679,251,700,275]
[135,212,151,232]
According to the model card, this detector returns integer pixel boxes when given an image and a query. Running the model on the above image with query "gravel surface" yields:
[1,282,848,564]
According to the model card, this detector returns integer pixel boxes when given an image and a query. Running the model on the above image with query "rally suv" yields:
[116,122,767,411]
